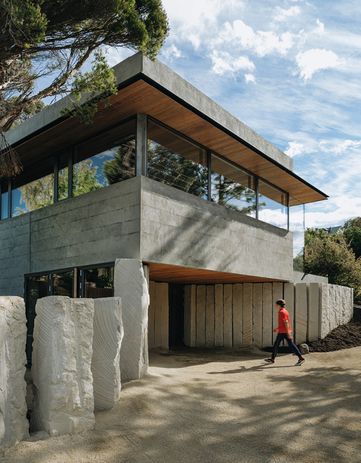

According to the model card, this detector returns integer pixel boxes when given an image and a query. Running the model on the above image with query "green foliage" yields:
[18,173,54,212]
[344,217,361,259]
[1,0,169,132]
[72,159,101,196]
[304,227,361,301]
[103,139,136,183]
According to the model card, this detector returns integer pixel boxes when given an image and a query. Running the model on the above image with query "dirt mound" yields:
[309,315,361,352]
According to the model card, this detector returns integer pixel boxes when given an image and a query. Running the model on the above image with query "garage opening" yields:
[169,284,185,349]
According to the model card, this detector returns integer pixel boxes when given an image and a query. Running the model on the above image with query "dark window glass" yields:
[147,120,208,198]
[73,120,136,198]
[83,267,114,298]
[52,271,74,296]
[25,274,50,366]
[211,154,256,216]
[11,172,54,217]
[58,153,69,201]
[1,185,9,219]
[258,180,288,229]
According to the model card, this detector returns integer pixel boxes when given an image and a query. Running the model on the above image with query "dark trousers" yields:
[272,333,303,359]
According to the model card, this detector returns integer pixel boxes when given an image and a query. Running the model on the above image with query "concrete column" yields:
[262,283,273,348]
[295,283,308,343]
[136,114,147,176]
[272,282,283,343]
[0,297,28,449]
[205,286,215,347]
[284,283,295,334]
[114,259,150,381]
[184,285,196,347]
[214,284,224,346]
[223,284,233,348]
[196,285,206,347]
[242,283,253,345]
[308,283,320,342]
[252,284,262,347]
[232,284,243,347]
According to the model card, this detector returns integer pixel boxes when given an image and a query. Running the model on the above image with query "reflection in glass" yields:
[12,173,54,217]
[26,274,50,365]
[52,271,73,296]
[211,154,256,216]
[83,267,114,298]
[258,180,288,229]
[58,154,69,201]
[1,188,9,219]
[147,120,208,198]
[290,203,306,271]
[73,121,136,198]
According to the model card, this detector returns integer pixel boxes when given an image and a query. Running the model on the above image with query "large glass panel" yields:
[58,153,69,201]
[290,203,306,271]
[52,270,74,296]
[83,267,114,298]
[11,172,54,217]
[211,154,256,216]
[147,120,208,198]
[1,184,9,219]
[25,274,50,365]
[73,120,136,198]
[258,180,288,229]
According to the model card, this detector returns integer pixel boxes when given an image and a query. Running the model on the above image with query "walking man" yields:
[264,299,305,366]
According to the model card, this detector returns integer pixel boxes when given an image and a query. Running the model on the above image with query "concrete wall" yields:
[140,177,293,282]
[0,177,141,296]
[148,281,169,349]
[320,284,354,338]
[293,271,328,284]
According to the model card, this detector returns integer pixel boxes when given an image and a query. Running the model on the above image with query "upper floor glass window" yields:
[11,170,54,217]
[147,120,208,199]
[211,154,257,217]
[57,153,69,201]
[258,180,288,229]
[73,120,136,198]
[1,183,9,220]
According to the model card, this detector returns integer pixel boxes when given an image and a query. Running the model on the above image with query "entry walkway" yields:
[2,348,361,463]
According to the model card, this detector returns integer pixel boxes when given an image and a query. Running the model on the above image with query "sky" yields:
[106,0,361,237]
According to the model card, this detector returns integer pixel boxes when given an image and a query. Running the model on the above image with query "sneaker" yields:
[295,358,305,366]
[264,358,275,364]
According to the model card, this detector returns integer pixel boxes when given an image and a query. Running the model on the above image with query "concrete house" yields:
[0,53,329,360]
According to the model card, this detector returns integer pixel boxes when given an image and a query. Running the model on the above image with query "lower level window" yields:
[82,267,114,298]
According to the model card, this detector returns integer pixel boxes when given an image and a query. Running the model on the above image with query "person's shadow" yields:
[208,363,297,374]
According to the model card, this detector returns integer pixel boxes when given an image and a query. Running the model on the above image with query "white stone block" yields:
[92,298,123,411]
[31,297,95,436]
[0,297,29,448]
[320,284,354,338]
[114,259,150,382]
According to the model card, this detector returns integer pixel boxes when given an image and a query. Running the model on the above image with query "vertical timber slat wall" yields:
[223,284,233,348]
[262,283,273,347]
[295,283,308,344]
[232,284,243,347]
[242,283,253,345]
[214,284,224,346]
[150,281,342,351]
[206,286,215,347]
[196,285,206,347]
[252,284,263,347]
[148,281,169,349]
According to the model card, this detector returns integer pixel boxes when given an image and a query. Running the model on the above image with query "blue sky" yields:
[106,0,361,236]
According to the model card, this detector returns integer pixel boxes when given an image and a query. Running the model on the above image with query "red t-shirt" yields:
[278,307,292,333]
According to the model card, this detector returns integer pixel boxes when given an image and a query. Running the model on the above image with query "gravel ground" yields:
[1,347,361,463]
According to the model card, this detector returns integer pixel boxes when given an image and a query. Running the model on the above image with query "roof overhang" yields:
[4,53,327,206]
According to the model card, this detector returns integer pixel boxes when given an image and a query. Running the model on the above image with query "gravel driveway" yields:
[1,347,361,463]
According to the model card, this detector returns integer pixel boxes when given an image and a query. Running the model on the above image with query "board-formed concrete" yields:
[92,298,124,411]
[0,297,29,449]
[31,296,95,436]
[114,259,150,382]
[295,283,308,344]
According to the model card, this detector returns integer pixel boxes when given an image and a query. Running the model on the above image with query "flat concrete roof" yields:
[4,52,327,205]
[6,52,292,170]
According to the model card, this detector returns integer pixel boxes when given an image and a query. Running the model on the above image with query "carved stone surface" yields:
[92,298,123,411]
[31,296,95,436]
[0,297,29,448]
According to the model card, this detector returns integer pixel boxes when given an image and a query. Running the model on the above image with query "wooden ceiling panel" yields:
[14,79,327,205]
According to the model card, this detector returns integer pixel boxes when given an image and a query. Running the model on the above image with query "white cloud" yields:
[296,48,342,80]
[216,20,295,57]
[274,6,301,22]
[210,50,255,76]
[162,44,183,61]
[314,19,325,35]
[320,139,361,154]
[285,142,307,157]
[245,73,256,83]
